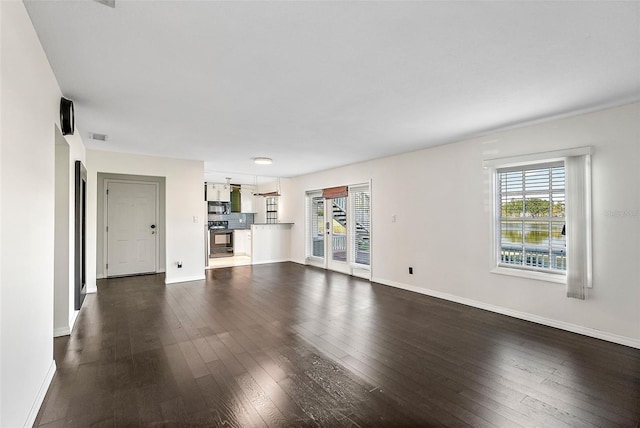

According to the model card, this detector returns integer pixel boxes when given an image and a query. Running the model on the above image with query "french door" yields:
[307,184,370,277]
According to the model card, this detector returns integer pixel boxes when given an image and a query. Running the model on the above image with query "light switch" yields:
[193,216,198,223]
[391,214,397,223]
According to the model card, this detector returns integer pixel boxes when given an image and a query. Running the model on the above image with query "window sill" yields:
[491,266,566,284]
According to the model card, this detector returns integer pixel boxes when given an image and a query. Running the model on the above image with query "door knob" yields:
[150,224,156,229]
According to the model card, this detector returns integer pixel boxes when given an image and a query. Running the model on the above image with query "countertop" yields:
[252,222,294,225]
[209,228,251,232]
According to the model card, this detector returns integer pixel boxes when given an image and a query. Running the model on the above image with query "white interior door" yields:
[106,181,157,277]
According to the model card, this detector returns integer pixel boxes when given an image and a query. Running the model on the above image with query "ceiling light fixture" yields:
[253,157,272,165]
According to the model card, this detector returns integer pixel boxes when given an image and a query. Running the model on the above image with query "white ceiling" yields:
[25,1,640,183]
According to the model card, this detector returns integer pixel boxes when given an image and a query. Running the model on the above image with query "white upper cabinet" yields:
[240,185,255,212]
[206,183,231,202]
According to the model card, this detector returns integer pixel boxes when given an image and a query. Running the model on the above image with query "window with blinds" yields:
[309,195,324,258]
[497,162,566,273]
[350,186,370,266]
[266,197,278,224]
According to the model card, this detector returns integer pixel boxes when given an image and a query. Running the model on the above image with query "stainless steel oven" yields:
[209,221,233,257]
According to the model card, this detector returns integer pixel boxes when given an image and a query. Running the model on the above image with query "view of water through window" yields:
[498,164,567,271]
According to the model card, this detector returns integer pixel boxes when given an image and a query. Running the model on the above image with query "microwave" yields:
[208,202,230,214]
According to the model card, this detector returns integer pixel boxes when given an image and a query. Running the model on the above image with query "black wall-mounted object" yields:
[60,97,75,135]
[74,161,87,310]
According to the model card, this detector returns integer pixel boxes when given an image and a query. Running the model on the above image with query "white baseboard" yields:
[252,258,291,265]
[25,360,56,427]
[371,277,640,350]
[86,286,97,294]
[53,308,81,338]
[165,275,206,285]
[70,310,79,333]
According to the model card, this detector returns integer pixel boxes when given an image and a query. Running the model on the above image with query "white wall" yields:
[86,150,205,287]
[282,103,640,347]
[0,1,86,425]
[52,127,86,338]
[54,134,70,336]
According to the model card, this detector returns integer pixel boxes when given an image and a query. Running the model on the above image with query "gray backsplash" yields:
[208,213,254,229]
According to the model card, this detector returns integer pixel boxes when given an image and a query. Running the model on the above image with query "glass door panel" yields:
[351,187,370,266]
[310,196,324,258]
[328,197,349,272]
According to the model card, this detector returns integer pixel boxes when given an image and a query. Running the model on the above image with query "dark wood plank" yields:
[34,263,640,427]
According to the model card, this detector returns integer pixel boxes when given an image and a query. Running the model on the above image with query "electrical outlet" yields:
[409,267,413,274]
[177,262,183,268]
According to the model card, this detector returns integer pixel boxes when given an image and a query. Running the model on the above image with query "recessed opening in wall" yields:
[96,173,166,279]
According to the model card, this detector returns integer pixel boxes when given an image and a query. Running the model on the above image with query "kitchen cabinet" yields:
[245,229,252,256]
[206,183,231,202]
[240,185,255,213]
[233,229,252,256]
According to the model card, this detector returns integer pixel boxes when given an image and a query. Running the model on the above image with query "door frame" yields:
[305,181,372,279]
[103,179,160,277]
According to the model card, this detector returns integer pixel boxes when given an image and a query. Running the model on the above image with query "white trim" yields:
[305,257,324,269]
[53,309,80,337]
[53,326,70,337]
[24,361,56,428]
[70,310,79,333]
[491,267,566,284]
[371,277,640,350]
[104,179,161,278]
[482,146,592,168]
[352,267,371,280]
[252,258,292,265]
[368,178,373,280]
[87,285,97,293]
[165,275,206,285]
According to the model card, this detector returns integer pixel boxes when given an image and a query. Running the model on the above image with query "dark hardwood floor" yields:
[35,263,640,427]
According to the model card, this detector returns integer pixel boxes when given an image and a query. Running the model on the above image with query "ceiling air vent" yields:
[89,133,108,142]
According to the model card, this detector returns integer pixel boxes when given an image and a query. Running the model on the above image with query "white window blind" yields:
[350,186,370,266]
[497,162,566,274]
[309,195,324,258]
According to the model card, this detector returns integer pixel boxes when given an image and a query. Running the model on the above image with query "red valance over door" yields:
[322,186,348,199]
